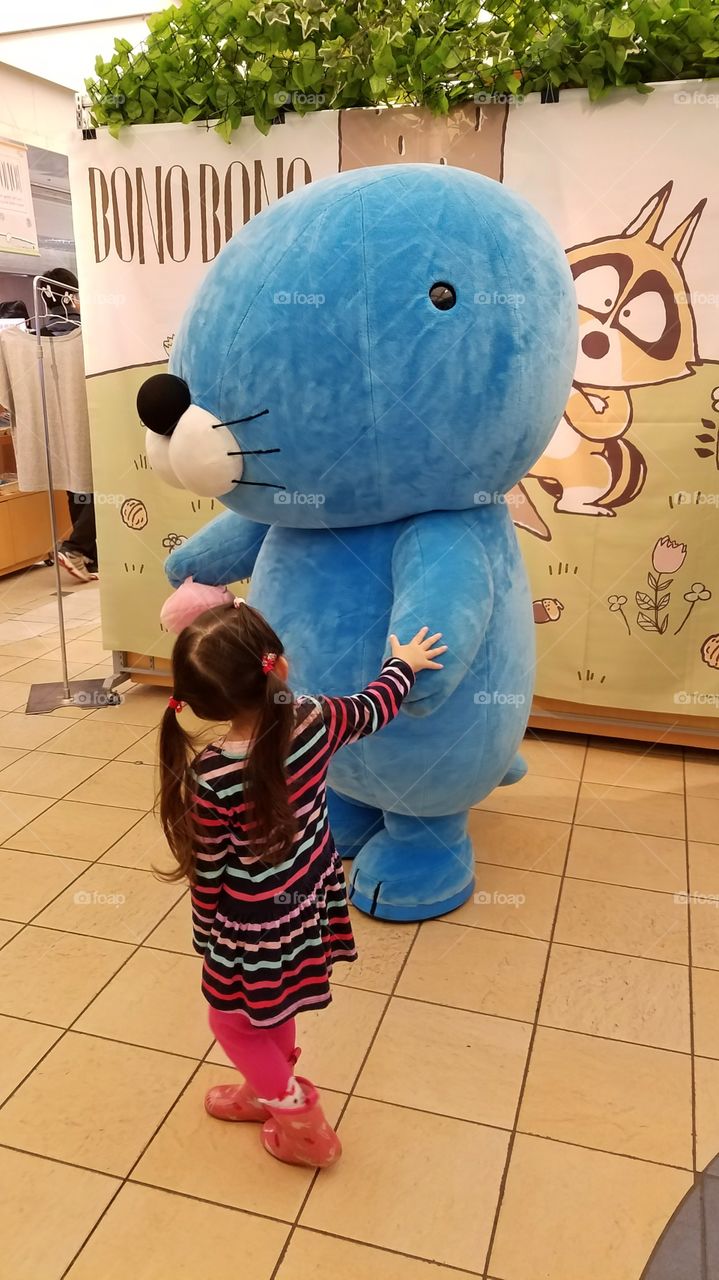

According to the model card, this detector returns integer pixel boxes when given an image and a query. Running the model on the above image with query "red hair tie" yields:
[168,695,185,712]
[261,652,278,675]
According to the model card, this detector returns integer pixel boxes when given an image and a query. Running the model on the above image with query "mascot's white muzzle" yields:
[137,372,242,497]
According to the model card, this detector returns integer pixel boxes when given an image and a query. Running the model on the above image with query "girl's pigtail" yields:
[244,670,296,861]
[157,705,198,882]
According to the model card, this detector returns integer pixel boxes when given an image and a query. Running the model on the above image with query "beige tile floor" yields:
[1,565,718,1279]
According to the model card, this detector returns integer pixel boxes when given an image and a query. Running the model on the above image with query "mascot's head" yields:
[138,163,577,528]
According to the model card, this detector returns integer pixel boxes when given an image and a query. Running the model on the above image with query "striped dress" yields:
[190,657,415,1026]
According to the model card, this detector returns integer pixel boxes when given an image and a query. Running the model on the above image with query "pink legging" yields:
[209,1007,296,1100]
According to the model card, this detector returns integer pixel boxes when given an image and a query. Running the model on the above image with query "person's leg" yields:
[63,494,97,564]
[208,1008,296,1110]
[266,1017,296,1064]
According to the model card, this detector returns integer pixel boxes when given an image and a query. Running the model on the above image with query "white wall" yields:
[0,19,150,92]
[0,3,151,31]
[0,62,75,151]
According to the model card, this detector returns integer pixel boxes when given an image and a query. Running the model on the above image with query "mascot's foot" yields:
[499,753,528,787]
[349,812,474,922]
[327,788,384,860]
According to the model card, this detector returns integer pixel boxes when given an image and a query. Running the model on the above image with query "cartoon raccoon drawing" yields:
[522,181,705,522]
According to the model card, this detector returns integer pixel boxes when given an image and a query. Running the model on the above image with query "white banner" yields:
[69,114,340,376]
[0,137,38,256]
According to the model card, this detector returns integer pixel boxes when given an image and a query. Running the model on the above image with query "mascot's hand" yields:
[387,512,493,716]
[165,511,270,588]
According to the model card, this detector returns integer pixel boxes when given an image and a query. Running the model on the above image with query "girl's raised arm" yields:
[321,657,415,751]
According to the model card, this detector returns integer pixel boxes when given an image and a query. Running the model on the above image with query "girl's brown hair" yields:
[158,602,296,882]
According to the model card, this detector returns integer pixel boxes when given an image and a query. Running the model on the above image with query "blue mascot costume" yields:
[139,163,576,922]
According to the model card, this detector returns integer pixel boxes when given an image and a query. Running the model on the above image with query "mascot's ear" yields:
[137,373,191,436]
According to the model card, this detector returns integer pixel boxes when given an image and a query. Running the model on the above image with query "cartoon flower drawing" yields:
[674,582,712,635]
[652,537,687,575]
[637,536,688,633]
[161,529,185,550]
[607,593,631,636]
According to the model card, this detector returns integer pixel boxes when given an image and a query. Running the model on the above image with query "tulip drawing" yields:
[637,536,688,633]
[652,537,687,575]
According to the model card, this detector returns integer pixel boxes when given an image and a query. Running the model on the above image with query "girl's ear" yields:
[276,654,290,682]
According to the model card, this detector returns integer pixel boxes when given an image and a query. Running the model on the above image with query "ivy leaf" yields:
[186,82,209,104]
[84,0,719,141]
[609,15,635,38]
[215,116,234,142]
[265,3,291,24]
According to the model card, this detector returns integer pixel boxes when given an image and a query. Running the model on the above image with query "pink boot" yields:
[205,1048,300,1123]
[261,1077,341,1169]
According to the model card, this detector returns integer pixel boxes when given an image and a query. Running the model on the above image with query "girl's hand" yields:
[389,627,448,673]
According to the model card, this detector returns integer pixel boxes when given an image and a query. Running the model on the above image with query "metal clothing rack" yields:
[24,274,122,713]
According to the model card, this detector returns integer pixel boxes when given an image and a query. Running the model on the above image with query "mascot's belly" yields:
[248,520,533,816]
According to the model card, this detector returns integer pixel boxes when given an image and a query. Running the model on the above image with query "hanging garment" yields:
[0,325,93,493]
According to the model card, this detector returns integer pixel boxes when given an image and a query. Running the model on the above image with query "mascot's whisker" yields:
[227,448,281,456]
[212,409,269,428]
[232,478,286,489]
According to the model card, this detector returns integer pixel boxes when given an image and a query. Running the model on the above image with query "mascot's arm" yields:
[386,512,493,717]
[165,511,270,587]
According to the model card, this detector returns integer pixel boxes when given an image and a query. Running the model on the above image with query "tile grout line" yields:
[0,871,191,1118]
[4,922,716,1062]
[1,906,703,972]
[57,1055,211,1280]
[481,736,590,1280]
[268,920,423,1280]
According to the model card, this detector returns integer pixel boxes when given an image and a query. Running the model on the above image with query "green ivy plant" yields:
[85,0,719,139]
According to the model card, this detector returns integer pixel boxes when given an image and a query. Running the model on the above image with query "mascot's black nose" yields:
[137,373,191,436]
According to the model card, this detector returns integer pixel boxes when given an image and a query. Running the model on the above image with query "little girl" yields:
[158,584,446,1170]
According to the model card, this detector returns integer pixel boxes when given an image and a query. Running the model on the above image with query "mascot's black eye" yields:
[429,282,456,311]
[137,373,191,436]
